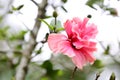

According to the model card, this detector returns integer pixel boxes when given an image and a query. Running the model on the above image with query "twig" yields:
[95,72,101,80]
[31,0,39,7]
[71,66,77,80]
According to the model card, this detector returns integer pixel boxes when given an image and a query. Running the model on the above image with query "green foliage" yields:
[106,8,118,16]
[0,16,3,22]
[12,5,24,11]
[92,59,104,68]
[50,19,64,32]
[86,0,118,16]
[39,19,64,33]
[39,19,54,32]
[86,0,104,9]
[9,30,27,40]
[0,54,15,80]
[104,45,110,55]
[61,0,68,3]
[109,72,115,80]
[0,26,9,39]
[41,60,64,80]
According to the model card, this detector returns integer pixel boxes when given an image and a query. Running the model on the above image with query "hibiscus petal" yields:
[81,48,96,63]
[73,39,89,49]
[64,20,73,38]
[48,33,75,57]
[84,23,98,39]
[81,18,89,28]
[72,51,87,69]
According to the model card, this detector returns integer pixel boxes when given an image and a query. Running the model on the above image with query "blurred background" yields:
[0,0,120,80]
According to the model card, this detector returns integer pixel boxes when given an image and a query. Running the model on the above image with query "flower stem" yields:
[71,66,77,80]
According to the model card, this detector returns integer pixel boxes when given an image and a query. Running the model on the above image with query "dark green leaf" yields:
[104,45,110,55]
[41,60,53,70]
[109,72,115,80]
[106,8,118,16]
[15,44,22,50]
[44,16,52,19]
[86,0,104,9]
[34,49,42,54]
[12,5,24,11]
[61,0,67,3]
[17,5,24,10]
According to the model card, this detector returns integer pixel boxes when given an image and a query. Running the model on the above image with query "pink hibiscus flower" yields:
[48,17,98,69]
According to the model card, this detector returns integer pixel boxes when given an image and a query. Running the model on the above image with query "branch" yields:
[15,0,48,80]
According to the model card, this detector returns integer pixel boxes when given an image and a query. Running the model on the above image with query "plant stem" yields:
[71,66,77,80]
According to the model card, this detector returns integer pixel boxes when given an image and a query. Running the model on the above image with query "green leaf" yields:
[109,72,115,80]
[41,77,49,80]
[12,5,24,11]
[57,70,63,76]
[34,49,42,54]
[12,6,17,11]
[61,0,67,3]
[44,16,52,19]
[41,60,53,70]
[38,19,54,31]
[9,30,27,40]
[92,59,104,68]
[0,26,9,39]
[106,8,118,16]
[50,19,64,32]
[104,45,110,55]
[17,5,24,10]
[55,27,64,32]
[50,19,62,28]
[86,0,104,9]
[0,16,3,22]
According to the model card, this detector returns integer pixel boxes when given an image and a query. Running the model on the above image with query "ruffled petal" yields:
[83,23,98,39]
[81,18,89,28]
[81,48,96,63]
[64,20,73,38]
[80,41,97,63]
[72,51,87,69]
[48,33,75,57]
[73,39,89,49]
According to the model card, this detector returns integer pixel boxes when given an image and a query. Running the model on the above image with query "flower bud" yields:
[53,11,58,18]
